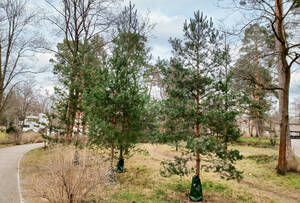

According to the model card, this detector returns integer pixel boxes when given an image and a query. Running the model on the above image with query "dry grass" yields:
[21,143,300,203]
[0,131,15,145]
[0,131,43,147]
[21,131,44,144]
[288,151,300,172]
[204,145,300,203]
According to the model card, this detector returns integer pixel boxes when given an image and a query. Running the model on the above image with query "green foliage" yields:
[293,0,300,8]
[51,36,104,136]
[186,136,243,180]
[6,126,16,134]
[83,2,151,157]
[160,156,192,177]
[159,11,243,181]
[233,24,276,137]
[141,99,162,143]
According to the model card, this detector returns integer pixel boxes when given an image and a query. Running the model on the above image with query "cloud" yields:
[290,70,300,100]
[29,52,56,95]
[130,0,221,17]
[146,11,185,59]
[149,11,185,40]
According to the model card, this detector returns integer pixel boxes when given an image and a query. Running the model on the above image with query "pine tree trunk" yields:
[65,92,75,139]
[119,145,123,159]
[195,96,201,176]
[254,40,262,140]
[249,120,253,137]
[255,118,259,138]
[111,143,115,169]
[248,119,251,136]
[149,79,153,96]
[249,90,256,137]
[196,151,200,176]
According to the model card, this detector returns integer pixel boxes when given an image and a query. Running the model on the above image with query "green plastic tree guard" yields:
[189,175,203,201]
[116,158,124,173]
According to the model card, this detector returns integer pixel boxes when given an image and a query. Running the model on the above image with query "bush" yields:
[25,146,108,202]
[6,126,16,134]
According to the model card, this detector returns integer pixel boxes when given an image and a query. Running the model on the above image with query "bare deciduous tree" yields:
[0,0,38,119]
[44,0,115,139]
[220,0,300,174]
[14,81,37,143]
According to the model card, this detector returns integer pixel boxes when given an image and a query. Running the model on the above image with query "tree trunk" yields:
[248,119,251,136]
[111,143,115,169]
[65,90,77,139]
[248,118,255,137]
[0,90,4,120]
[196,151,200,176]
[119,145,123,159]
[275,0,292,175]
[249,90,256,137]
[149,79,153,96]
[195,94,200,176]
[254,40,262,139]
[277,61,290,174]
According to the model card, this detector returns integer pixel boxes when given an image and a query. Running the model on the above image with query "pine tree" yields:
[51,37,104,139]
[233,24,275,139]
[160,11,243,201]
[83,2,151,174]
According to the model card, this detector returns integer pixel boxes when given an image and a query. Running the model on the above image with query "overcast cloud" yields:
[31,0,299,102]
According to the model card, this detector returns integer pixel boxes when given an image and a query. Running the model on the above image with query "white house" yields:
[23,113,48,132]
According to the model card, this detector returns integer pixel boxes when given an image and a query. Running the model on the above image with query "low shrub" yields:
[25,146,108,202]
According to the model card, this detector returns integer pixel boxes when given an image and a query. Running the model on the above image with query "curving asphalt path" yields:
[292,139,300,158]
[0,143,43,203]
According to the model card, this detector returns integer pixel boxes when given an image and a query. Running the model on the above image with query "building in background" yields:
[22,113,48,132]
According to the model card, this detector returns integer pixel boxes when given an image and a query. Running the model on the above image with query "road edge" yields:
[17,144,43,203]
[18,151,25,203]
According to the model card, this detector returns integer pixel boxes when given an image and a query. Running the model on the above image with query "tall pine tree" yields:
[83,2,151,174]
[233,24,275,138]
[160,11,243,201]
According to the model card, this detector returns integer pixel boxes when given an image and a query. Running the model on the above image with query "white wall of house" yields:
[23,113,48,132]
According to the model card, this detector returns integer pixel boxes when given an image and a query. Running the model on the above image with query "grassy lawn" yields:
[237,136,273,143]
[236,137,279,147]
[20,143,300,203]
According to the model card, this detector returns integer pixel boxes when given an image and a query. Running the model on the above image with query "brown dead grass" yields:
[21,131,44,144]
[140,144,300,203]
[0,131,43,146]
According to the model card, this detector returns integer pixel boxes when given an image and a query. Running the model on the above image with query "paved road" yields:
[0,143,43,203]
[291,139,300,158]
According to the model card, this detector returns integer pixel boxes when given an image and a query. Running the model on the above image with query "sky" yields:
[30,0,299,104]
